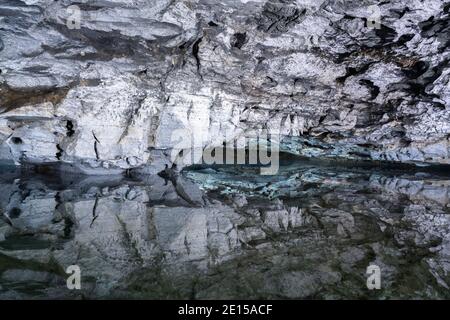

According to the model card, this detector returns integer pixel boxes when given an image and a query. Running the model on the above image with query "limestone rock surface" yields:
[1,0,449,173]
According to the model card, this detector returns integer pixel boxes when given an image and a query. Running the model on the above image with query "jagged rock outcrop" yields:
[1,0,449,173]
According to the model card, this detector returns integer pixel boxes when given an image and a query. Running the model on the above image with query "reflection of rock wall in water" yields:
[1,166,450,299]
[0,171,242,298]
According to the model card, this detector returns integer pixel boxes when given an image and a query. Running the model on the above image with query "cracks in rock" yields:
[390,7,411,19]
[184,235,191,255]
[333,46,421,70]
[192,37,203,79]
[187,101,194,121]
[401,58,449,103]
[359,79,380,100]
[92,131,100,160]
[157,0,177,17]
[48,23,161,63]
[373,23,398,46]
[90,196,99,228]
[118,95,146,144]
[419,13,450,50]
[336,63,373,84]
[396,33,415,46]
[334,38,445,106]
[55,192,75,240]
[65,120,75,137]
[92,131,100,144]
[403,60,429,79]
[208,21,219,27]
[56,144,63,160]
[231,32,247,49]
[115,213,144,265]
[257,1,306,34]
[262,76,278,88]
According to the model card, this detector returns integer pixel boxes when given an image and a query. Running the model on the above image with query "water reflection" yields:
[0,162,450,299]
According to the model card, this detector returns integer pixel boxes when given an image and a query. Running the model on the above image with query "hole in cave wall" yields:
[359,79,380,100]
[56,144,63,160]
[445,3,450,13]
[8,207,21,219]
[192,37,203,71]
[11,137,23,145]
[396,33,415,46]
[231,32,247,49]
[66,120,75,137]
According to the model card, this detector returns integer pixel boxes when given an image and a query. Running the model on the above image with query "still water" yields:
[1,159,450,299]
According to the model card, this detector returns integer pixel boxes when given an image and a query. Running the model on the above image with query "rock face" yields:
[1,0,450,301]
[1,0,449,173]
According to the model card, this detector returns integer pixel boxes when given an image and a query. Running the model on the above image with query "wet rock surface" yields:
[0,0,449,172]
[1,160,450,299]
[1,0,450,300]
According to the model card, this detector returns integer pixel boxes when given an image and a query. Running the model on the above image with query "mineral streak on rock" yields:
[0,0,449,173]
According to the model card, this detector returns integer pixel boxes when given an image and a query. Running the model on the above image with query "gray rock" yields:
[1,0,450,300]
[0,0,449,172]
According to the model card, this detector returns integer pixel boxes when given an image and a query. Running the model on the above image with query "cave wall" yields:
[0,0,449,173]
